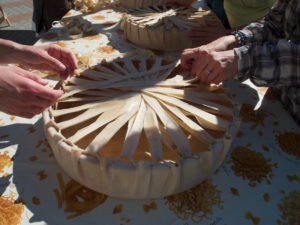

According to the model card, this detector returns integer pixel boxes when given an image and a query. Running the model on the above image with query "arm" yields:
[0,39,77,118]
[0,39,21,64]
[181,34,239,70]
[235,39,300,87]
[0,38,77,79]
[0,66,63,118]
[234,0,300,87]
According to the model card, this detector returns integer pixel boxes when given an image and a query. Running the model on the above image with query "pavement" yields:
[0,0,38,45]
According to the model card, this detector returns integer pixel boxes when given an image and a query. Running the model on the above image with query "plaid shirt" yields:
[234,0,300,124]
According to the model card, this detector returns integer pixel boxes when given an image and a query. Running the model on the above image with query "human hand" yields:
[165,0,197,7]
[0,66,63,118]
[15,44,77,80]
[181,47,238,84]
[189,20,230,45]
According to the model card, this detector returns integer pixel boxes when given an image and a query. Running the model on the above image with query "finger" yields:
[19,112,35,119]
[195,61,214,83]
[48,44,77,70]
[29,81,63,101]
[31,96,53,109]
[204,68,220,84]
[181,48,199,70]
[29,106,45,115]
[38,45,67,72]
[191,53,209,76]
[60,67,75,80]
[47,45,77,79]
[196,68,207,83]
[16,69,48,85]
[43,54,67,73]
[213,74,227,84]
[59,47,78,70]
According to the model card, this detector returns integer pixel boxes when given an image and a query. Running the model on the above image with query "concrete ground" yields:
[0,0,37,45]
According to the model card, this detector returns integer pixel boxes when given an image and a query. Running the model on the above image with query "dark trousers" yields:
[206,0,231,29]
[33,0,72,33]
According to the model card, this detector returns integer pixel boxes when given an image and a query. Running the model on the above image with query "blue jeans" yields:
[205,0,231,29]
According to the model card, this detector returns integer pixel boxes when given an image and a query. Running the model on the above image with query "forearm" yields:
[235,39,300,87]
[203,34,239,52]
[0,39,24,64]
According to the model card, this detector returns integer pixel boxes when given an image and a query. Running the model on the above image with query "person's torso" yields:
[282,0,300,40]
[224,0,276,28]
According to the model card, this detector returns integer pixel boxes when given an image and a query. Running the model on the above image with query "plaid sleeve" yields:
[234,39,300,87]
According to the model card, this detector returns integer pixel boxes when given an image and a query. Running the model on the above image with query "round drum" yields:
[43,55,240,199]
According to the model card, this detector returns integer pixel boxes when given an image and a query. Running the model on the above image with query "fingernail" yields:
[59,64,66,71]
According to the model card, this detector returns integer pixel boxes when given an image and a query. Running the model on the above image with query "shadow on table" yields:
[0,174,12,196]
[0,117,117,224]
[0,30,38,45]
[0,118,69,224]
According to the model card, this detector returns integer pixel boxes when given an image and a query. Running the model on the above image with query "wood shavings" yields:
[276,132,300,160]
[230,187,239,196]
[229,146,274,187]
[277,190,300,225]
[263,193,270,202]
[245,211,260,225]
[73,0,118,13]
[35,139,51,153]
[29,155,38,162]
[113,204,123,214]
[0,151,12,174]
[0,196,24,225]
[36,170,48,181]
[286,174,300,182]
[143,201,157,213]
[240,104,273,130]
[165,180,222,222]
[53,173,107,219]
[55,41,68,48]
[240,104,272,129]
[32,196,40,205]
[98,45,116,54]
[27,126,36,133]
